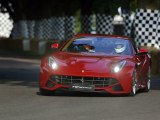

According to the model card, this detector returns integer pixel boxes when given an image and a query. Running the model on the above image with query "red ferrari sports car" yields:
[40,34,151,96]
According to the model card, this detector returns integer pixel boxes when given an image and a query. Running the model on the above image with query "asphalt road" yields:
[0,56,160,120]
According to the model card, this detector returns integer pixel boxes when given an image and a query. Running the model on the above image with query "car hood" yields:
[51,52,133,76]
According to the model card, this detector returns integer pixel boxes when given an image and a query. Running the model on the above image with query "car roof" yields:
[74,34,130,40]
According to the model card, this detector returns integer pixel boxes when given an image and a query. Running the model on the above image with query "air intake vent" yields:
[50,75,118,87]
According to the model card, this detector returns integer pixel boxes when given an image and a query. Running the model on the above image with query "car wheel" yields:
[39,88,55,96]
[130,69,137,96]
[144,66,151,92]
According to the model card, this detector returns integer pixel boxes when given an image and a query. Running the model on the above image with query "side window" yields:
[132,43,138,54]
[128,39,138,54]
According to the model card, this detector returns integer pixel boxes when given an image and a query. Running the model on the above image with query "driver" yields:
[84,45,95,52]
[114,43,126,54]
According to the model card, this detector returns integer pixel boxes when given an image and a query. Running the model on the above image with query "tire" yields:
[39,88,55,96]
[144,66,151,92]
[130,69,137,96]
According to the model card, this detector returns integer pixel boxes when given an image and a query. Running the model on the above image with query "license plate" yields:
[70,84,95,91]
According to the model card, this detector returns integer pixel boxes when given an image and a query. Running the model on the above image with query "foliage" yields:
[130,0,138,11]
[2,0,159,20]
[93,0,130,15]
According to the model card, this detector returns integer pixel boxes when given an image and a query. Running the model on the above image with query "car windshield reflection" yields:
[62,37,132,55]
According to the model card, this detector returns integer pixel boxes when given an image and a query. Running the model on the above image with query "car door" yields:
[130,42,148,86]
[135,50,149,87]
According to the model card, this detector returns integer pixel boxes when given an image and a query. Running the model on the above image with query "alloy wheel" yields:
[130,69,137,96]
[144,66,151,92]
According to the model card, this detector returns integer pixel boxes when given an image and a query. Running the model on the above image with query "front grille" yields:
[50,75,118,87]
[46,80,55,88]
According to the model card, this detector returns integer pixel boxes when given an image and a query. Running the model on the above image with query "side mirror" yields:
[51,43,59,49]
[138,48,148,54]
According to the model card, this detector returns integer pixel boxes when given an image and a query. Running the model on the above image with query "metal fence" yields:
[10,14,114,40]
[0,12,13,38]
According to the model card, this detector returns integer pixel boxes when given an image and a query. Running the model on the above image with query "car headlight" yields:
[112,60,126,73]
[48,57,57,70]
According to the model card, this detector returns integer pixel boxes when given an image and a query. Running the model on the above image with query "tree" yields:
[137,0,160,10]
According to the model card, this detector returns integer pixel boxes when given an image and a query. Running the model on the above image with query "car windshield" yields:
[62,37,132,55]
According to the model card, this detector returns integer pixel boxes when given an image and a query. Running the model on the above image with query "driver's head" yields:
[114,43,126,53]
[84,45,91,50]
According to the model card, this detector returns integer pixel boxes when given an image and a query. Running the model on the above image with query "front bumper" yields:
[40,62,134,94]
[40,75,130,94]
